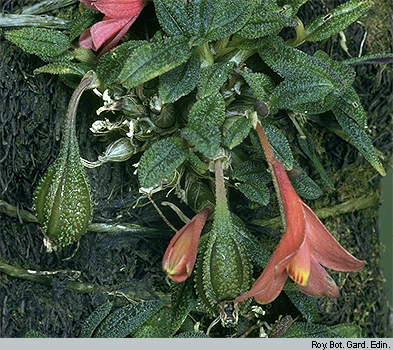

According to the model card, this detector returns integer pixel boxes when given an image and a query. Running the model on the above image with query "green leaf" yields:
[282,322,339,338]
[258,37,353,93]
[223,116,252,150]
[198,61,234,99]
[5,28,69,57]
[264,123,294,170]
[241,70,276,102]
[187,93,226,128]
[231,214,271,268]
[335,87,367,128]
[285,290,319,324]
[270,76,337,112]
[80,302,112,338]
[117,36,194,89]
[181,121,220,158]
[188,0,254,43]
[159,54,200,104]
[333,108,385,176]
[138,137,189,188]
[154,0,189,36]
[170,279,198,336]
[238,6,297,39]
[34,62,92,77]
[297,131,334,190]
[97,40,143,86]
[131,307,172,338]
[232,159,270,205]
[181,93,225,158]
[290,164,323,199]
[93,300,165,338]
[330,324,363,338]
[305,0,373,42]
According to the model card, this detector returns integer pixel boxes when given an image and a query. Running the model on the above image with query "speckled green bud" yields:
[34,71,99,251]
[195,159,251,323]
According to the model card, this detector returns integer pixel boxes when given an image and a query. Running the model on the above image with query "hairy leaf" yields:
[138,137,189,188]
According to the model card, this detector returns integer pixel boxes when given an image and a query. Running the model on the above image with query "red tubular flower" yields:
[162,207,211,283]
[78,0,146,58]
[236,123,366,304]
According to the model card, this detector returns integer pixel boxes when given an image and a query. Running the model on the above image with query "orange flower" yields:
[78,0,146,57]
[236,123,366,304]
[162,208,210,283]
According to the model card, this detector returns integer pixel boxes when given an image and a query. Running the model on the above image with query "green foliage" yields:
[304,0,373,42]
[5,28,70,58]
[138,137,189,188]
[3,0,390,338]
[80,302,112,338]
[92,300,166,338]
[159,53,200,104]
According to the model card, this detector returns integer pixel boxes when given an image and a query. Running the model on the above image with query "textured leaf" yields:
[305,0,373,42]
[188,0,254,43]
[238,6,297,39]
[170,279,198,336]
[264,124,294,170]
[118,36,193,89]
[138,137,189,188]
[297,131,334,190]
[335,86,367,128]
[290,164,323,199]
[285,290,319,323]
[131,307,172,338]
[97,40,143,86]
[222,116,252,149]
[93,300,165,338]
[80,302,112,338]
[241,70,275,102]
[154,0,190,36]
[232,159,270,205]
[159,54,200,104]
[181,121,220,158]
[187,93,226,128]
[330,324,363,338]
[231,214,271,268]
[34,62,92,77]
[270,76,336,111]
[198,61,234,99]
[282,322,339,338]
[333,108,385,176]
[69,8,101,42]
[5,28,69,57]
[258,37,352,92]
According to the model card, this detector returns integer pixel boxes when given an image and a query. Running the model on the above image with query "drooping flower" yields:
[236,123,366,304]
[78,0,146,58]
[162,207,211,283]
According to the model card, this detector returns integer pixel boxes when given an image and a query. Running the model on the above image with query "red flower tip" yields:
[78,0,147,58]
[162,208,210,283]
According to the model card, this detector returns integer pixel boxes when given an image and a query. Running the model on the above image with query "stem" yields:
[254,122,275,169]
[285,16,307,47]
[214,158,228,212]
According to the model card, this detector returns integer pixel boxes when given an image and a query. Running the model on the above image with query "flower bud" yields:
[162,208,211,283]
